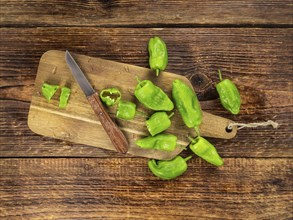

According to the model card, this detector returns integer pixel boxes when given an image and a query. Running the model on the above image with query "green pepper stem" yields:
[187,136,195,143]
[135,75,141,84]
[168,112,174,118]
[218,69,223,81]
[156,69,160,76]
[177,144,187,150]
[184,155,193,162]
[194,127,200,137]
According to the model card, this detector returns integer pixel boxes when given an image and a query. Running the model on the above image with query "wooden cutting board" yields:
[28,50,237,159]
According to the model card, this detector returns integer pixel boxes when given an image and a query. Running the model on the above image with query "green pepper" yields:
[148,155,192,180]
[99,87,121,106]
[172,79,202,129]
[136,134,177,151]
[148,36,168,76]
[59,87,71,109]
[134,79,174,111]
[41,83,59,101]
[216,70,241,115]
[189,136,223,167]
[116,100,136,120]
[146,112,174,136]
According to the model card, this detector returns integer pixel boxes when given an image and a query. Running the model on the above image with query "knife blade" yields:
[65,50,128,154]
[65,51,95,96]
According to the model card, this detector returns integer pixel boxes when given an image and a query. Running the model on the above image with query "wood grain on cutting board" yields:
[27,50,236,159]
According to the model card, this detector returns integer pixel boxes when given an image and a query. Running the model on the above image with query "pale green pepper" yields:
[189,136,223,167]
[216,70,241,115]
[134,79,174,111]
[59,87,71,109]
[41,83,59,101]
[148,36,168,76]
[99,87,121,106]
[172,79,202,129]
[135,134,177,152]
[116,100,136,120]
[146,112,174,136]
[148,155,192,180]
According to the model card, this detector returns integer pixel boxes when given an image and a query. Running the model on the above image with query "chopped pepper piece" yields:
[135,134,177,152]
[99,87,121,106]
[134,79,174,111]
[216,70,241,115]
[41,83,59,101]
[148,155,192,180]
[116,100,136,120]
[59,87,71,109]
[148,36,168,76]
[146,112,174,136]
[189,136,223,167]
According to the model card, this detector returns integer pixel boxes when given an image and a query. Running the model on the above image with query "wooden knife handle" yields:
[87,92,128,154]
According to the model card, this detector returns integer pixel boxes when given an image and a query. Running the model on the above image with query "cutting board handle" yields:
[87,92,129,153]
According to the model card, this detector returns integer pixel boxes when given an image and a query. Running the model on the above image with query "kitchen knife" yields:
[65,50,128,153]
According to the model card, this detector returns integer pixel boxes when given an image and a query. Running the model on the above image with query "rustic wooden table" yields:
[1,1,292,219]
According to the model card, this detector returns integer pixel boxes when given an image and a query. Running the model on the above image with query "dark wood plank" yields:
[1,28,292,158]
[1,0,293,26]
[0,158,292,219]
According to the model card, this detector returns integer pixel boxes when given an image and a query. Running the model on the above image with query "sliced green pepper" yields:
[116,100,136,120]
[148,36,168,76]
[135,134,177,152]
[41,83,59,101]
[146,112,173,136]
[134,79,174,111]
[189,136,223,167]
[172,79,202,129]
[216,70,241,115]
[59,87,71,109]
[99,87,121,106]
[148,155,192,180]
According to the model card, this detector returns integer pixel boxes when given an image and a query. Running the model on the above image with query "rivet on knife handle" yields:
[87,92,128,153]
[65,50,128,153]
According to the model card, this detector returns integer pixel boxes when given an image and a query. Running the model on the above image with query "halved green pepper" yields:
[148,155,192,180]
[41,83,59,101]
[148,36,168,76]
[134,79,174,111]
[99,87,121,106]
[146,112,174,136]
[172,79,202,129]
[116,100,136,120]
[189,136,223,167]
[216,70,241,115]
[135,134,177,152]
[59,87,71,109]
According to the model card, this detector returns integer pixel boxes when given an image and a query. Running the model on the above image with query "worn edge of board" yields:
[27,50,237,159]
